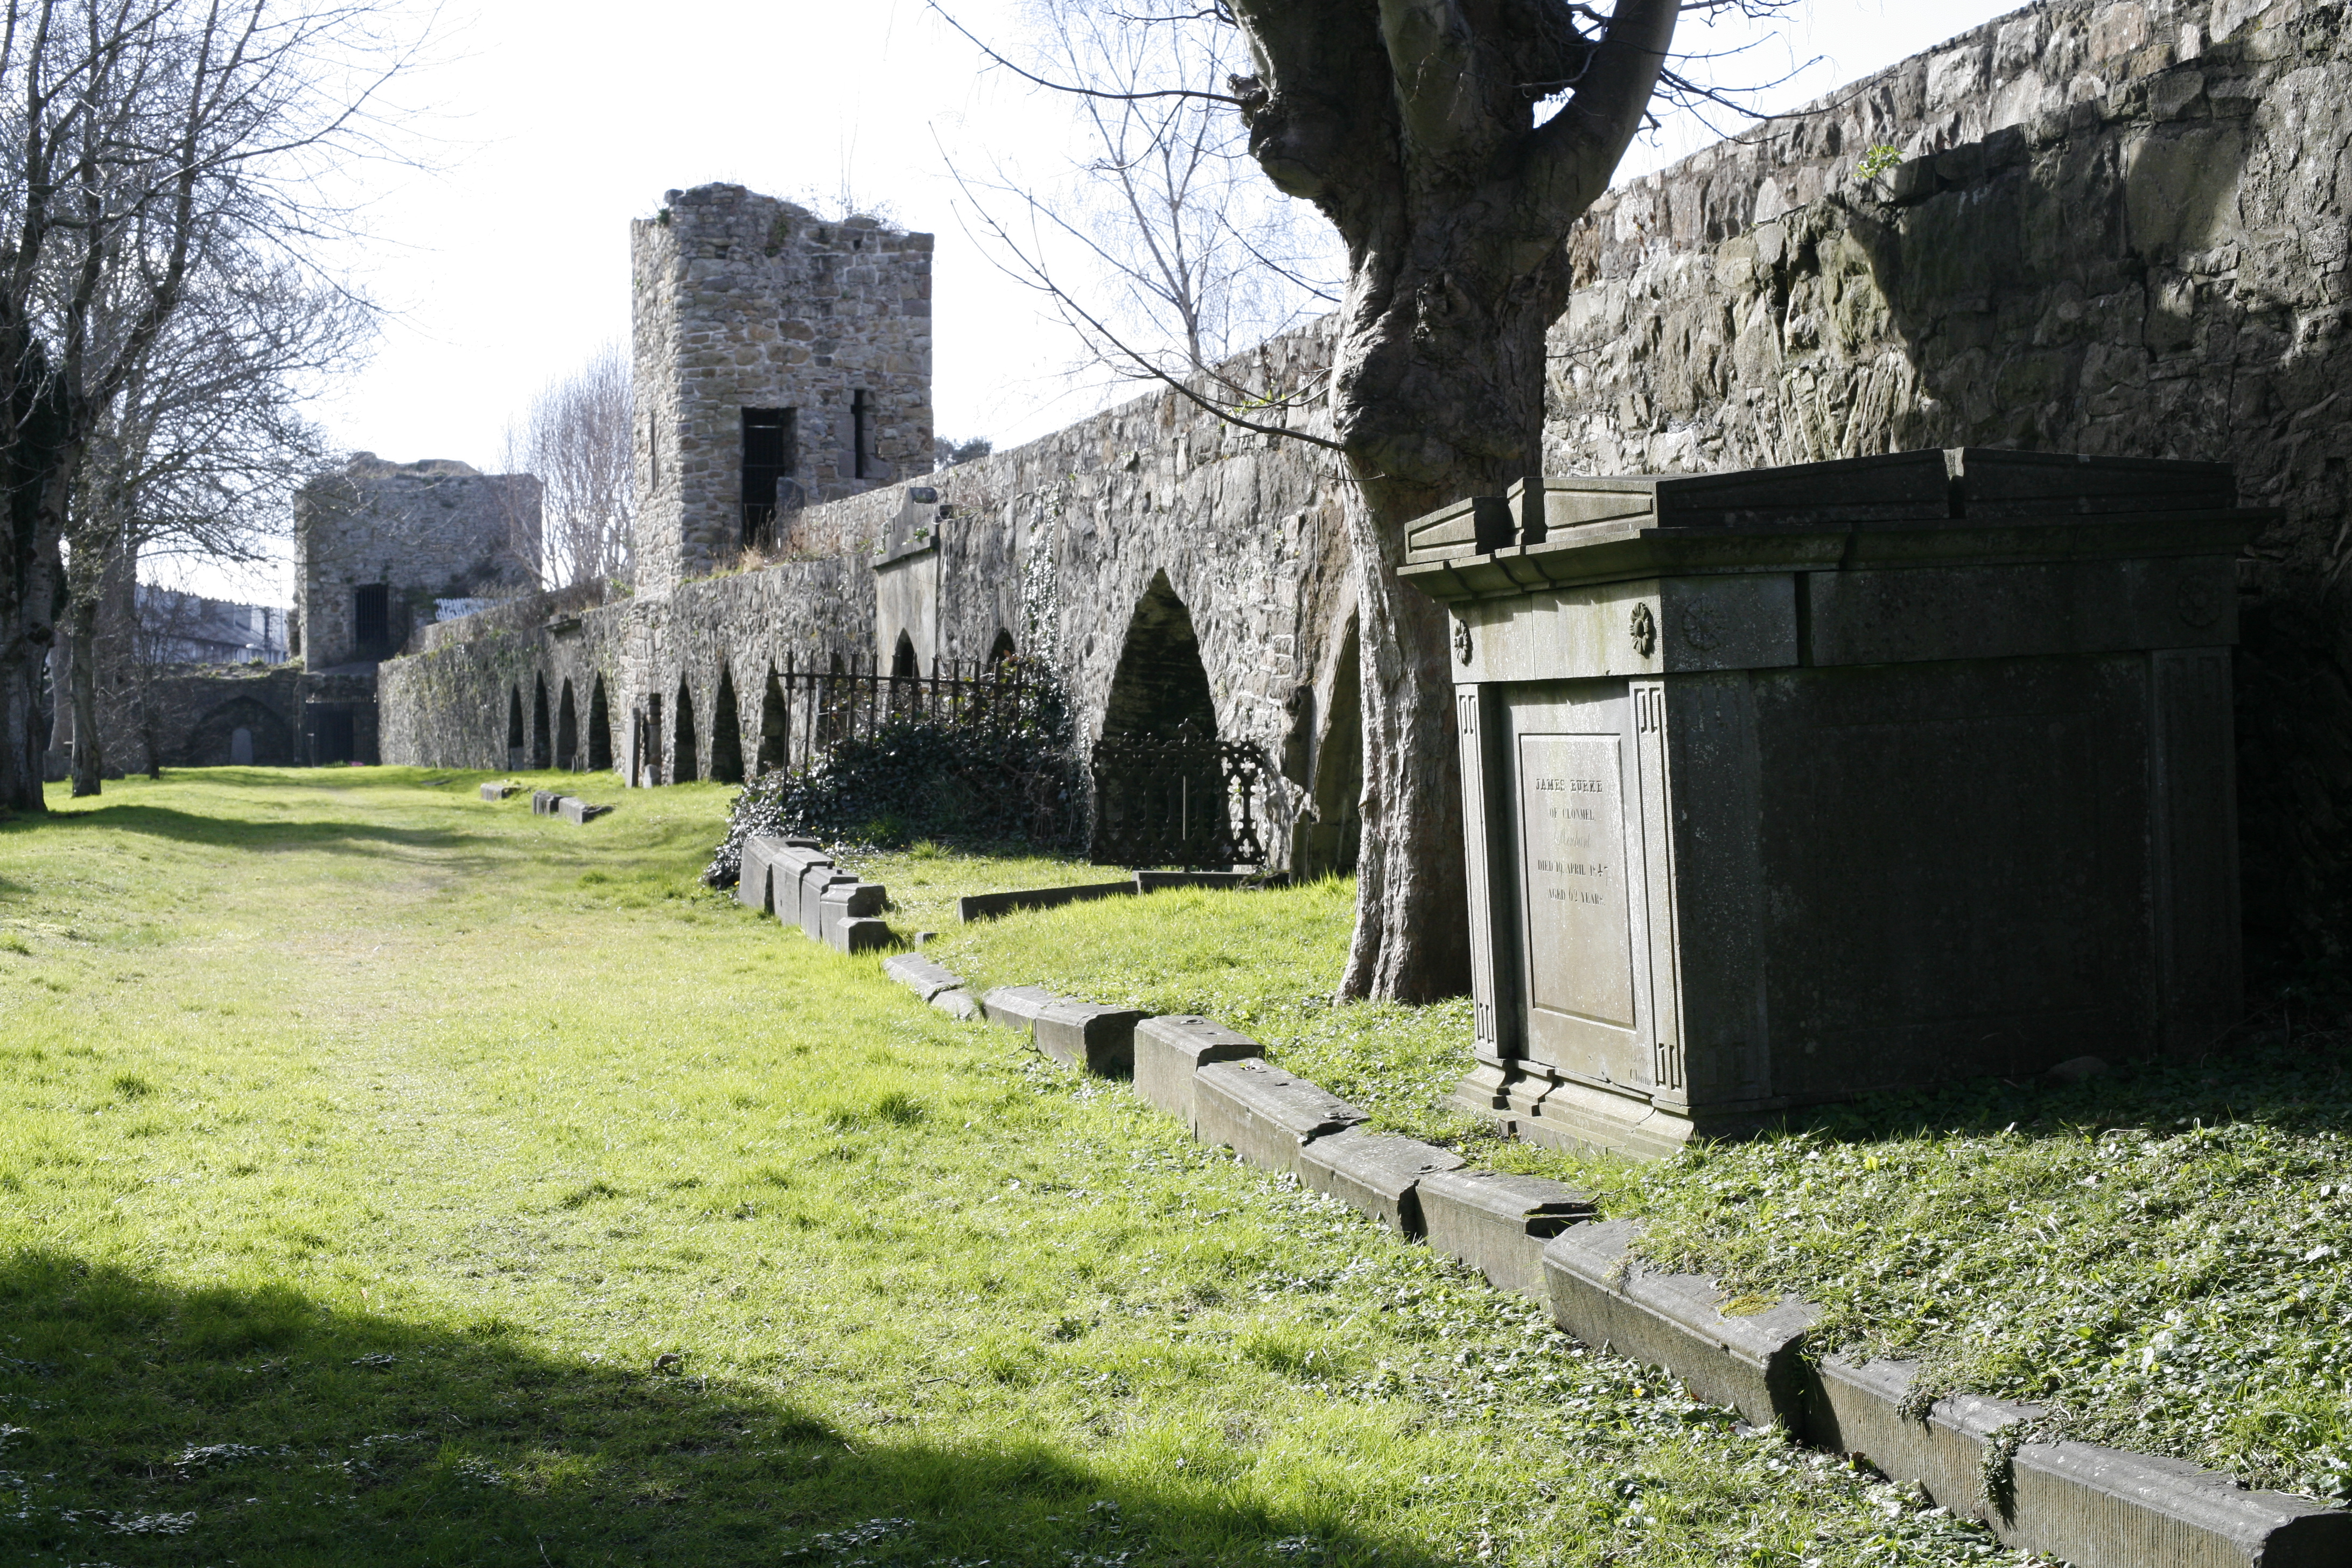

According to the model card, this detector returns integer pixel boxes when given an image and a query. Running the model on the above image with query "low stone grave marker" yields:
[1294,1128,1463,1238]
[557,797,612,824]
[1132,1014,1262,1132]
[1416,1169,1591,1300]
[479,782,516,801]
[1192,1059,1366,1178]
[1031,999,1146,1076]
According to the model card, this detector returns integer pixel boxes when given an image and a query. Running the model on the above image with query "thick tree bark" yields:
[1228,0,1677,1000]
[66,598,102,797]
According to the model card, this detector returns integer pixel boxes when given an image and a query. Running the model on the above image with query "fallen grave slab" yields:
[558,798,612,824]
[1192,1059,1367,1178]
[1295,1126,1463,1237]
[1417,1169,1593,1299]
[956,881,1135,922]
[479,782,516,801]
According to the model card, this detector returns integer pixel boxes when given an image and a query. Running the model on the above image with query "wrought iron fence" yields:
[758,654,1048,775]
[1089,720,1270,870]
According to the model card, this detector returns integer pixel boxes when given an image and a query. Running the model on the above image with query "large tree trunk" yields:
[66,597,103,797]
[1331,229,1567,1000]
[0,540,61,816]
[1228,0,1676,1003]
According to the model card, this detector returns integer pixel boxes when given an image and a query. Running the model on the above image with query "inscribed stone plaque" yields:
[1517,734,1635,1028]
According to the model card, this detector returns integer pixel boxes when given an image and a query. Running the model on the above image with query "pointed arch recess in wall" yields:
[557,680,579,769]
[672,678,699,783]
[757,669,788,775]
[1304,616,1363,879]
[531,675,552,770]
[506,686,525,767]
[1102,570,1217,741]
[711,666,745,785]
[988,628,1017,666]
[587,676,613,772]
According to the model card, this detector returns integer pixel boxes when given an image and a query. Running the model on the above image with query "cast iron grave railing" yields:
[1088,719,1270,870]
[759,654,1047,775]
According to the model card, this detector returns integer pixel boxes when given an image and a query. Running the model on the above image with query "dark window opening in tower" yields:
[353,584,391,656]
[741,407,795,542]
[851,390,874,480]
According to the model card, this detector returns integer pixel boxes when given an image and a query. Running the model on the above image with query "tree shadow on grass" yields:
[8,802,502,862]
[1775,1009,2352,1147]
[0,1250,1446,1568]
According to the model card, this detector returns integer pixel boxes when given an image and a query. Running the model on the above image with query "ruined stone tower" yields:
[631,184,934,595]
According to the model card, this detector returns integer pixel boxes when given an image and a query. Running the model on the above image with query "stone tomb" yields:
[1401,449,2265,1158]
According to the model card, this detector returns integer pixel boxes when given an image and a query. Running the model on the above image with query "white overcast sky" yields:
[185,0,2026,604]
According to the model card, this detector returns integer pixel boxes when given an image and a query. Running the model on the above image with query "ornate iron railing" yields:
[758,654,1047,775]
[1088,720,1270,869]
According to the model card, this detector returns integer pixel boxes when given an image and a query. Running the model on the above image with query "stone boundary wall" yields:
[380,323,1353,866]
[1549,0,2352,976]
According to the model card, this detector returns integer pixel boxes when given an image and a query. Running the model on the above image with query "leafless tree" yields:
[500,342,633,590]
[942,0,1342,411]
[60,255,370,793]
[946,0,1796,1002]
[0,0,432,815]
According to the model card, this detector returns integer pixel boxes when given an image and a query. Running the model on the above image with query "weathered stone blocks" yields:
[557,797,612,824]
[819,882,887,951]
[1132,1014,1263,1133]
[1031,1000,1145,1077]
[979,985,1055,1039]
[881,952,962,1002]
[1294,1128,1464,1237]
[1191,1059,1366,1178]
[1541,1219,1816,1432]
[479,782,514,801]
[1417,1169,1593,1299]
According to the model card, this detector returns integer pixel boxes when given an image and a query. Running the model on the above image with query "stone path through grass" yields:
[0,768,2042,1566]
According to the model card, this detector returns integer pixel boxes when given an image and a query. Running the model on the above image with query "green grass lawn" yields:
[932,881,2352,1506]
[0,768,2029,1567]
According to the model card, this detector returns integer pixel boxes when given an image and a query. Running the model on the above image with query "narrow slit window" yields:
[851,390,873,480]
[741,407,795,541]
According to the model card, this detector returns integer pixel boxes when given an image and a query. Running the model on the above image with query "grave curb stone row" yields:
[873,949,2352,1568]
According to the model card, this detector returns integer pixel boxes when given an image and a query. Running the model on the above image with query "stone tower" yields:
[631,183,934,595]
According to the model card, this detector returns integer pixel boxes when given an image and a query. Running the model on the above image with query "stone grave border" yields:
[847,948,2352,1568]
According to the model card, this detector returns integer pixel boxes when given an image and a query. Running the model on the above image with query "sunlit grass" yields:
[0,768,2028,1565]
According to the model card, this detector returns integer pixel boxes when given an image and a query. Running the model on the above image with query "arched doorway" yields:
[1092,570,1233,865]
[530,676,552,769]
[988,628,1017,666]
[711,666,745,784]
[891,631,919,679]
[672,678,698,783]
[1302,617,1363,878]
[587,676,613,772]
[1103,571,1217,739]
[757,669,787,774]
[506,687,525,770]
[557,680,578,769]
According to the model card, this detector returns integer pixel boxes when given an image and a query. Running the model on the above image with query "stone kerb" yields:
[874,948,2352,1566]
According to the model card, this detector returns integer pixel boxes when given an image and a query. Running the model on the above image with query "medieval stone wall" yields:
[295,454,541,671]
[1546,0,2352,976]
[632,185,933,597]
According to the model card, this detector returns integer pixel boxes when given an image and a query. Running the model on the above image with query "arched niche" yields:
[1300,616,1363,878]
[757,669,788,774]
[988,628,1017,666]
[557,680,579,769]
[672,678,699,783]
[190,696,295,767]
[587,676,613,772]
[1102,570,1217,740]
[530,675,552,770]
[711,666,745,785]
